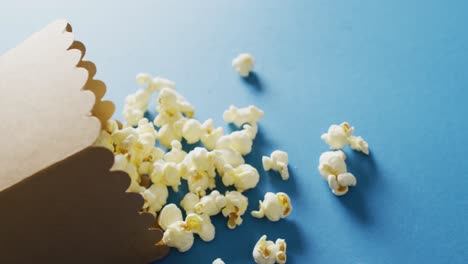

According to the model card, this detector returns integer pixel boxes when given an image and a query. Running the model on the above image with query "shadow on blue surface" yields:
[242,72,263,92]
[338,151,380,225]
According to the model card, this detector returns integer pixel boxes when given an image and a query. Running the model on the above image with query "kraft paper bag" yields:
[0,20,168,263]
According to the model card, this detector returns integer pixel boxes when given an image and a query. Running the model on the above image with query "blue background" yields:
[1,1,467,263]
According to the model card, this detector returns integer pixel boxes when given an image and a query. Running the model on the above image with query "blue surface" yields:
[1,1,467,263]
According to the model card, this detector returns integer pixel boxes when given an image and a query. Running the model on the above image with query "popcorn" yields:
[156,88,194,119]
[232,53,254,77]
[274,239,287,264]
[213,258,225,264]
[157,122,184,148]
[140,183,169,216]
[164,140,187,163]
[195,190,227,216]
[182,119,202,144]
[136,73,176,93]
[252,235,287,264]
[321,122,369,154]
[158,203,183,231]
[200,119,224,150]
[212,148,245,176]
[151,160,182,192]
[122,89,153,127]
[252,235,278,264]
[318,150,357,196]
[251,192,292,221]
[348,135,369,155]
[112,127,138,154]
[222,191,249,229]
[223,105,264,127]
[216,130,253,156]
[262,150,289,180]
[162,221,195,252]
[185,213,215,242]
[159,204,214,251]
[222,164,259,192]
[180,193,200,214]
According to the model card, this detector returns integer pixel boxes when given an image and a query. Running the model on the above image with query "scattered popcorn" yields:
[232,53,254,77]
[318,150,357,196]
[222,164,260,192]
[180,193,200,214]
[222,191,249,229]
[93,70,295,255]
[251,192,292,222]
[195,190,227,216]
[321,122,369,154]
[252,235,287,264]
[213,258,225,264]
[262,150,289,180]
[140,183,169,216]
[223,105,264,127]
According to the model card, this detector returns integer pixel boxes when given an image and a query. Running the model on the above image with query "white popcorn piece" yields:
[182,147,217,177]
[151,160,182,192]
[216,130,253,156]
[274,239,287,264]
[212,148,245,176]
[195,190,227,216]
[157,88,194,119]
[222,191,249,229]
[251,192,292,222]
[321,122,370,155]
[185,213,215,242]
[112,127,138,154]
[157,122,184,148]
[223,105,264,127]
[232,53,255,77]
[262,150,289,180]
[185,169,215,197]
[122,89,153,127]
[222,164,260,192]
[243,123,258,140]
[180,193,200,214]
[319,150,357,196]
[200,119,224,150]
[158,203,183,231]
[164,140,187,163]
[140,183,169,216]
[213,258,225,264]
[182,119,202,144]
[252,235,279,264]
[318,150,347,180]
[162,221,195,252]
[321,122,353,150]
[348,135,369,155]
[136,73,176,93]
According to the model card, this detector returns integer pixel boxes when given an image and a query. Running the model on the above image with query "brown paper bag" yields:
[0,20,168,263]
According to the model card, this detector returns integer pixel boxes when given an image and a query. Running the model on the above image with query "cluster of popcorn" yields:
[94,71,293,258]
[253,235,287,264]
[318,122,370,196]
